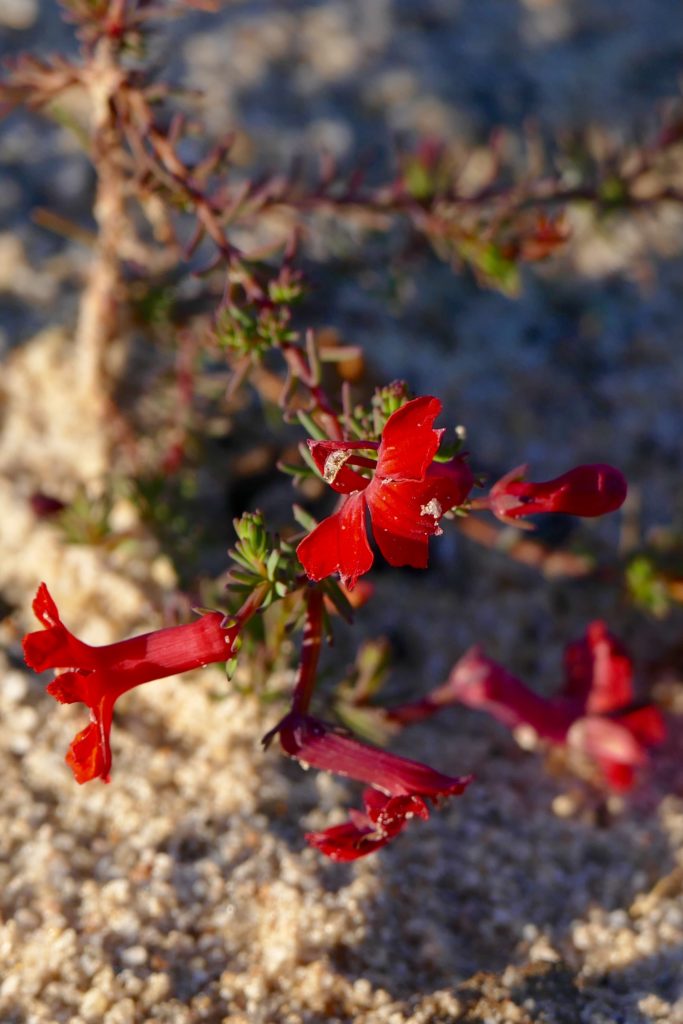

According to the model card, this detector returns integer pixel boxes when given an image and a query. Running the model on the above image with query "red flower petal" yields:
[371,522,430,570]
[46,670,91,705]
[370,475,455,539]
[304,789,429,861]
[562,621,633,714]
[305,789,431,861]
[376,396,443,481]
[370,461,474,568]
[616,705,667,746]
[66,717,111,785]
[427,455,475,506]
[296,493,373,590]
[24,583,98,673]
[307,440,373,494]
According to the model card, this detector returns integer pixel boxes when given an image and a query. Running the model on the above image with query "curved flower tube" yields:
[269,711,472,860]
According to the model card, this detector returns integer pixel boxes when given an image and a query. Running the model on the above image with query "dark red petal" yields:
[65,695,114,785]
[367,792,430,832]
[427,456,475,508]
[46,670,92,705]
[32,582,60,627]
[376,396,443,482]
[616,705,666,747]
[307,440,372,494]
[305,819,393,861]
[296,493,373,590]
[305,789,425,860]
[372,523,429,570]
[562,621,633,714]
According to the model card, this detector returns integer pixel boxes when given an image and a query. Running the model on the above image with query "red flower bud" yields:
[489,463,627,524]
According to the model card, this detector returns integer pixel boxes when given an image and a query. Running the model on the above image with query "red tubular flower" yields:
[488,463,627,524]
[429,647,573,743]
[437,622,664,791]
[23,583,238,784]
[296,396,474,589]
[270,712,472,860]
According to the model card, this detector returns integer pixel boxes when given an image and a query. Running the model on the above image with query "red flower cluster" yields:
[441,621,665,790]
[297,396,473,589]
[488,463,627,524]
[271,713,472,860]
[23,584,238,783]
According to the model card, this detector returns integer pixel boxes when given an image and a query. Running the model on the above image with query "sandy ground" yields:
[1,2,683,1022]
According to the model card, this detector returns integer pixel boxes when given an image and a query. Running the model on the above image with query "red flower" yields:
[296,396,473,589]
[306,789,429,861]
[23,583,238,784]
[270,712,472,860]
[488,463,627,524]
[441,622,664,791]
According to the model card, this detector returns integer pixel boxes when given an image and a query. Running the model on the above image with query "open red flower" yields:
[306,789,429,861]
[269,712,472,860]
[488,463,627,524]
[297,396,473,590]
[23,583,238,784]
[438,622,665,791]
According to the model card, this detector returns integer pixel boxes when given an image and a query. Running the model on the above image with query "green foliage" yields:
[626,555,671,618]
[227,510,299,607]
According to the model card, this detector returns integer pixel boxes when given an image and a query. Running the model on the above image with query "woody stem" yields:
[74,35,127,400]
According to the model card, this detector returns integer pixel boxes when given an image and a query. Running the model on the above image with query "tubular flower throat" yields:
[23,583,238,784]
[297,396,474,589]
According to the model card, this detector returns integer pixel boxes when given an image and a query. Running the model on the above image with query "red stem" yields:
[291,588,324,715]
